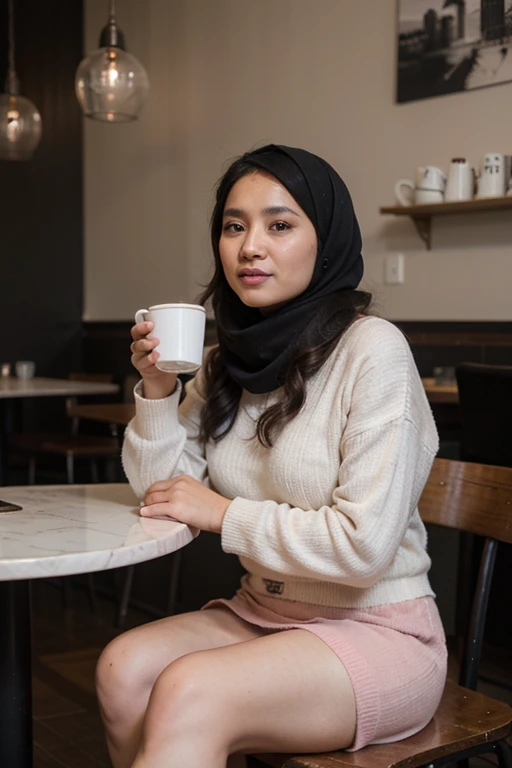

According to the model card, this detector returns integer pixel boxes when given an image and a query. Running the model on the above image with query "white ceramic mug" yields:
[476,153,507,198]
[134,303,206,374]
[395,165,446,206]
[445,158,475,202]
[394,180,444,206]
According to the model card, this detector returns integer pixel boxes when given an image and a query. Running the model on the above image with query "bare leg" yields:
[131,629,356,767]
[95,607,266,768]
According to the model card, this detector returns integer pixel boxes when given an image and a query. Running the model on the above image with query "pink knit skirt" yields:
[202,590,447,751]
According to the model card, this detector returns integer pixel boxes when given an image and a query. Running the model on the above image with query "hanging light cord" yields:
[8,0,15,76]
[6,0,19,94]
[109,0,116,22]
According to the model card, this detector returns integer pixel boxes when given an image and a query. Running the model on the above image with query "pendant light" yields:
[75,0,149,123]
[0,0,42,161]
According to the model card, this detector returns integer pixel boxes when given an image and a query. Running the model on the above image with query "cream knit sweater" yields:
[122,316,439,609]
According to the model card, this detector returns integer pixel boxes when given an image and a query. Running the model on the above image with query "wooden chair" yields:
[8,373,120,484]
[247,458,512,768]
[455,362,512,648]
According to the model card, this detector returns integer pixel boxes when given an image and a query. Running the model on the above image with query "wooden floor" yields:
[31,580,511,768]
[32,580,147,767]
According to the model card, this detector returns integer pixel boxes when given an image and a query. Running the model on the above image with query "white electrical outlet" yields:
[384,253,405,284]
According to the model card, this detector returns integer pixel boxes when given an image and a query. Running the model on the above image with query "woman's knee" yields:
[144,651,234,744]
[96,631,154,716]
[148,653,221,724]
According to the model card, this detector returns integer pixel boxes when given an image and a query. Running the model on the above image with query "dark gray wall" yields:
[0,0,83,383]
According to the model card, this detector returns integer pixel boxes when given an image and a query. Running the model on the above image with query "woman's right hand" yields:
[130,320,178,399]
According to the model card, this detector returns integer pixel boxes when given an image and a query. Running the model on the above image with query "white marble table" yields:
[0,377,119,485]
[0,483,197,768]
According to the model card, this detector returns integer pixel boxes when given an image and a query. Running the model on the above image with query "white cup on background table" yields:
[15,361,36,380]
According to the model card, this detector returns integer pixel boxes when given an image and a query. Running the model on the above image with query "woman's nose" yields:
[239,228,267,260]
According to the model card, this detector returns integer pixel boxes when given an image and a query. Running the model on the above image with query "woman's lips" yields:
[239,274,271,285]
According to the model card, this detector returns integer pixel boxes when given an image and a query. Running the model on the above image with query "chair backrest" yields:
[123,373,139,404]
[419,457,512,690]
[419,457,512,543]
[456,363,512,466]
[66,373,115,434]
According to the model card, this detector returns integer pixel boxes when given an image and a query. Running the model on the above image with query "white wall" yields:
[83,0,189,320]
[84,0,512,321]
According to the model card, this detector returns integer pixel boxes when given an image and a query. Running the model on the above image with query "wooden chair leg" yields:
[105,457,117,483]
[115,565,135,628]
[90,459,99,484]
[66,453,74,484]
[28,456,36,485]
[496,740,512,768]
[166,550,183,615]
[87,573,97,613]
[62,578,73,610]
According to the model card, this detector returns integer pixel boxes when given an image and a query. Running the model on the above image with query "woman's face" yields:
[219,171,318,313]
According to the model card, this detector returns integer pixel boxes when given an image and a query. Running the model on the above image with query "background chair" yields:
[456,362,512,467]
[247,458,512,768]
[8,373,120,485]
[456,362,512,649]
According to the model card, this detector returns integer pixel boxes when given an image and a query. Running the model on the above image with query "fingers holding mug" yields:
[130,335,160,359]
[130,321,161,374]
[131,319,154,342]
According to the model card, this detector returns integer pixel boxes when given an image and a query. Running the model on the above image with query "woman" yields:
[96,145,447,768]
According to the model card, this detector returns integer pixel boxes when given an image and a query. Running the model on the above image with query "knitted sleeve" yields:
[220,331,439,587]
[121,373,207,500]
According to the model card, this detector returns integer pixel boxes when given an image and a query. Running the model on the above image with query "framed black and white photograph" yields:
[398,0,512,102]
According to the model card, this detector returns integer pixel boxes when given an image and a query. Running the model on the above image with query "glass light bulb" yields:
[75,46,149,123]
[0,93,42,161]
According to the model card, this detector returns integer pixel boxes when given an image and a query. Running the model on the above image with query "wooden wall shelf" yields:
[380,195,512,249]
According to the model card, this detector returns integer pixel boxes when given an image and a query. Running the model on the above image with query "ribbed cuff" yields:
[132,379,183,441]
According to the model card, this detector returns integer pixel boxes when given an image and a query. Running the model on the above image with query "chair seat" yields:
[254,679,512,768]
[9,433,119,457]
[40,435,119,457]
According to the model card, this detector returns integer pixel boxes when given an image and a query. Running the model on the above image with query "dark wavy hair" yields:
[198,154,372,448]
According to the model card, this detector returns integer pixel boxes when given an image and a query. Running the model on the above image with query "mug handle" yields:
[394,179,415,207]
[135,309,149,325]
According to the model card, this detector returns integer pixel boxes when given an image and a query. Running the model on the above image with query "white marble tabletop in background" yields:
[0,377,119,399]
[0,484,197,581]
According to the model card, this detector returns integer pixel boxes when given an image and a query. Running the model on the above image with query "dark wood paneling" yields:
[82,319,512,383]
[82,319,218,394]
[394,321,512,377]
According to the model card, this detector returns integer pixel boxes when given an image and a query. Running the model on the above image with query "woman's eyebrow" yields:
[263,205,300,217]
[223,205,300,218]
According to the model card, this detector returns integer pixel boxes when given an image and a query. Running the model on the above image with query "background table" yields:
[0,377,119,485]
[0,377,119,399]
[422,377,459,404]
[0,483,197,768]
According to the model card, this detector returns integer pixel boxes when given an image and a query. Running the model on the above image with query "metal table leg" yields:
[0,398,22,487]
[0,399,8,486]
[0,580,33,768]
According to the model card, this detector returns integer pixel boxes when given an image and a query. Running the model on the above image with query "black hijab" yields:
[214,144,364,394]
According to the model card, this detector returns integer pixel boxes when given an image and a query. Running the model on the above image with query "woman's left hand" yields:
[140,475,232,534]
